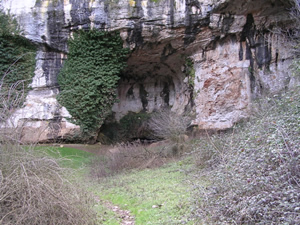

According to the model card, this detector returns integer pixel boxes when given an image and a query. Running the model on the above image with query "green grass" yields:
[18,86,300,224]
[32,145,198,224]
[94,203,121,225]
[94,160,194,224]
[33,145,94,169]
[33,145,126,224]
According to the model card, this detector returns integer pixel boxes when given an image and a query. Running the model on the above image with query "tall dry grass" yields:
[0,75,97,224]
[0,143,97,225]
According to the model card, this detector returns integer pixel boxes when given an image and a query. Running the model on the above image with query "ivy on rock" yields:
[0,10,36,109]
[57,30,128,137]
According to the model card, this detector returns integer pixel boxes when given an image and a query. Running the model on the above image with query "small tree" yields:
[57,30,128,139]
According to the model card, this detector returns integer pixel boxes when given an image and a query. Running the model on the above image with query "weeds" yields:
[90,140,170,178]
[0,143,97,225]
[190,87,300,224]
[0,41,98,224]
[148,109,192,142]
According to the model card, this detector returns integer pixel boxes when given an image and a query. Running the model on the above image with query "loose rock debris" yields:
[95,196,135,225]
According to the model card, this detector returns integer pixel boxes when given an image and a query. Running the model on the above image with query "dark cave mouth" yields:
[96,38,198,143]
[98,75,178,144]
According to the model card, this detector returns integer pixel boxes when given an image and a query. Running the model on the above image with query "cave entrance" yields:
[99,43,193,143]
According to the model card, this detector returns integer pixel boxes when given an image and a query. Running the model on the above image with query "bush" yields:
[0,144,97,225]
[89,140,178,178]
[148,109,192,142]
[190,87,300,224]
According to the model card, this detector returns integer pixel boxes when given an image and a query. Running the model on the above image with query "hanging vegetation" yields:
[0,10,36,110]
[57,29,128,137]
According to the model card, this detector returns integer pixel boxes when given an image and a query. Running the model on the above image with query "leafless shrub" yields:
[269,1,300,61]
[290,0,300,25]
[0,143,97,225]
[148,109,192,142]
[0,72,97,224]
[193,131,228,169]
[90,140,177,178]
[0,51,34,117]
[0,77,27,142]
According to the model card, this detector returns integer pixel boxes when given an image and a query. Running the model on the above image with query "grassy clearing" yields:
[33,144,195,224]
[27,87,300,224]
[33,145,94,169]
[32,145,121,223]
[93,160,194,225]
[93,203,121,225]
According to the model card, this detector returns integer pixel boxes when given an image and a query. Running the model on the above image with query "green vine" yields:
[0,10,36,109]
[185,57,195,88]
[57,29,129,136]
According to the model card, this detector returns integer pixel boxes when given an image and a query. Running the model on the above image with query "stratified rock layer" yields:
[1,0,298,142]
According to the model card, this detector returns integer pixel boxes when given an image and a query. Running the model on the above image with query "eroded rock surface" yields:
[1,0,298,142]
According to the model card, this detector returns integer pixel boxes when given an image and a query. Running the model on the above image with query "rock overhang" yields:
[0,0,298,142]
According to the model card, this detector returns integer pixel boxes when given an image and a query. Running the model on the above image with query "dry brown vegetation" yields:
[0,143,97,225]
[89,138,193,178]
[190,87,300,224]
[0,77,97,224]
[148,109,192,142]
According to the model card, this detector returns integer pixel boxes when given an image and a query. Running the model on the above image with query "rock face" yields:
[1,0,298,142]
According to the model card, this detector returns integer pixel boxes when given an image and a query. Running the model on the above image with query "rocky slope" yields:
[1,0,298,142]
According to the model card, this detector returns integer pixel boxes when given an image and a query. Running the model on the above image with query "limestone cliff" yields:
[1,0,298,142]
